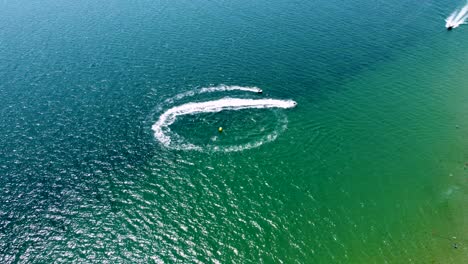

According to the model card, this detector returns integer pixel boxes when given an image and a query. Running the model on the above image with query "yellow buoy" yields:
[218,127,223,132]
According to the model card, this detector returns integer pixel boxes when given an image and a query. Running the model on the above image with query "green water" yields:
[1,0,468,262]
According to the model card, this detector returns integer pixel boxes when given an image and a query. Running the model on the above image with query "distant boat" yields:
[447,25,454,30]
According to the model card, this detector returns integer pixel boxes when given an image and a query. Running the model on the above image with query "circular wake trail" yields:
[153,98,297,150]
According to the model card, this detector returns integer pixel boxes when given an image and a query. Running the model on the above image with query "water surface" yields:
[1,0,468,262]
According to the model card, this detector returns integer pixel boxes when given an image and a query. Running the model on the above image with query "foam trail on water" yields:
[162,85,262,107]
[153,98,297,150]
[446,2,468,29]
[199,85,262,94]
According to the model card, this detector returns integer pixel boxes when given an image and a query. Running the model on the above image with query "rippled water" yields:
[1,0,468,262]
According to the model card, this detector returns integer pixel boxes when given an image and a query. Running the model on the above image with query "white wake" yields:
[161,85,262,107]
[152,90,297,152]
[446,2,468,29]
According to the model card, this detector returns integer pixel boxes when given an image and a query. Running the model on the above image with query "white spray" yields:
[161,85,262,107]
[152,98,297,150]
[446,2,468,29]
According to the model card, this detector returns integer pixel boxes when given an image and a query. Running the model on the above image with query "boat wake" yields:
[152,85,297,152]
[160,85,261,107]
[446,2,468,29]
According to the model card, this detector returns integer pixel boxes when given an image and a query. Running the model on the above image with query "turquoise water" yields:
[1,0,468,262]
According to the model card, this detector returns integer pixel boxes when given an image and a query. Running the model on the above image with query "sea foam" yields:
[446,2,468,29]
[152,96,296,152]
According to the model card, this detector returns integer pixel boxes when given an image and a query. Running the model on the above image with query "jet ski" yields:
[447,25,454,30]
